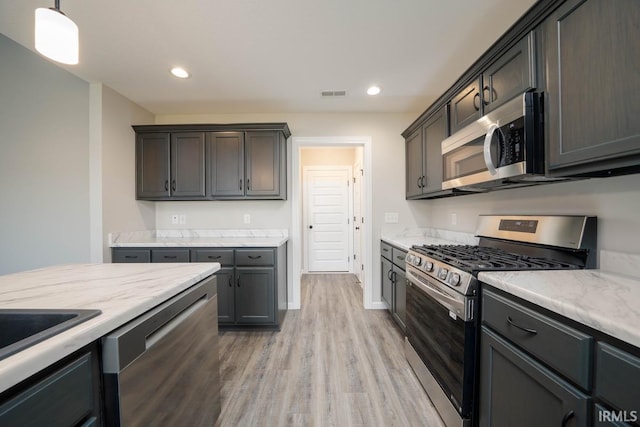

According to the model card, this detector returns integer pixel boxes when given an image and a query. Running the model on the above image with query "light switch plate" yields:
[243,214,251,224]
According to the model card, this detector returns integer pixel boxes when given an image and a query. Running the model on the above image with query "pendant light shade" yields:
[35,2,78,65]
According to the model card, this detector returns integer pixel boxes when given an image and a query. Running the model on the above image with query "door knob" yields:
[355,226,360,230]
[309,225,313,229]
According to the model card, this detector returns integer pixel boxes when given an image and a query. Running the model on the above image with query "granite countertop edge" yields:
[110,229,289,248]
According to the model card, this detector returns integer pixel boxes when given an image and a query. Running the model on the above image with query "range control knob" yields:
[438,268,448,280]
[448,273,461,286]
[405,254,413,264]
[423,261,434,272]
[414,257,422,266]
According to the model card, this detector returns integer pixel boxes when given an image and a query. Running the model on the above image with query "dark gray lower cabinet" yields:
[113,245,287,329]
[0,344,102,427]
[380,241,407,332]
[480,326,590,427]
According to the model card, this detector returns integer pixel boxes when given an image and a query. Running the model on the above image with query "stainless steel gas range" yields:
[404,215,597,427]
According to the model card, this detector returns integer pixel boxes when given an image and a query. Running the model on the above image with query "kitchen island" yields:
[0,262,219,393]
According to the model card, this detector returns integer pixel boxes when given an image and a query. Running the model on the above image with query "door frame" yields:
[291,136,375,309]
[303,165,353,273]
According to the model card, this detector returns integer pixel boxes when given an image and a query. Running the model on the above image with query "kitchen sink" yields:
[0,309,101,361]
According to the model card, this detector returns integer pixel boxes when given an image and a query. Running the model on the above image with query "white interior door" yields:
[353,161,364,284]
[305,167,352,272]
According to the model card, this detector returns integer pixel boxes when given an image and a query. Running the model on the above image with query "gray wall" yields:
[0,34,91,274]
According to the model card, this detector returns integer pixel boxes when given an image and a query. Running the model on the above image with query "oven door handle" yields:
[407,270,465,318]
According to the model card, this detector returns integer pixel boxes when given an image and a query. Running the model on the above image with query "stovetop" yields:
[411,244,582,273]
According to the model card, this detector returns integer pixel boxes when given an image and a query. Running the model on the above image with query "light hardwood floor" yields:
[216,274,445,427]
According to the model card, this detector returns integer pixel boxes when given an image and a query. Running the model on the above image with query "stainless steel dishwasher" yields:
[102,276,220,426]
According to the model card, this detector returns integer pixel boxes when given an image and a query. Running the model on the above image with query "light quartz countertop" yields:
[109,229,288,248]
[380,227,479,250]
[0,263,219,393]
[479,268,640,349]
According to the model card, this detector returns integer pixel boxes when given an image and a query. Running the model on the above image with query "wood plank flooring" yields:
[216,274,444,426]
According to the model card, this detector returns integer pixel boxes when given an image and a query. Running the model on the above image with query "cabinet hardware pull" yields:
[482,86,491,105]
[507,316,537,334]
[473,92,481,111]
[248,255,262,259]
[421,176,426,188]
[208,255,222,259]
[124,255,138,259]
[561,410,575,427]
[239,179,243,190]
[228,276,233,287]
[387,270,393,280]
[391,271,397,282]
[247,178,251,190]
[417,176,422,189]
[164,180,169,191]
[397,256,404,261]
[164,255,177,259]
[237,276,240,287]
[171,180,176,191]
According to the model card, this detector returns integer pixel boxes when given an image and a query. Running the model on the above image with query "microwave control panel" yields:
[498,117,525,166]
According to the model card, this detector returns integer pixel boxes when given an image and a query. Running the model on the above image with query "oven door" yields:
[405,268,477,422]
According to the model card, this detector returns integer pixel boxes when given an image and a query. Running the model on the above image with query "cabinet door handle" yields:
[248,255,262,259]
[561,410,575,427]
[237,276,240,287]
[171,180,176,191]
[165,180,169,191]
[207,255,222,260]
[124,255,138,259]
[240,179,243,190]
[228,276,233,287]
[482,86,491,105]
[391,271,397,283]
[397,255,405,261]
[417,176,422,189]
[421,176,426,188]
[387,270,393,280]
[507,316,538,335]
[247,178,251,190]
[473,92,481,111]
[164,255,177,259]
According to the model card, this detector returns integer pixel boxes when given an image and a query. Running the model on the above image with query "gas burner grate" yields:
[411,244,581,272]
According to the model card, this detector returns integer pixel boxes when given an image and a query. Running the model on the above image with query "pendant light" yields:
[35,0,79,65]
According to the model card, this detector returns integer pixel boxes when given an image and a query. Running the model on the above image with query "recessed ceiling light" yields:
[170,67,190,79]
[367,85,381,96]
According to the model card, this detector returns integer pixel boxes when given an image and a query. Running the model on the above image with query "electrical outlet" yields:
[179,214,186,225]
[384,212,399,224]
[451,213,457,225]
[243,214,251,224]
[171,214,179,225]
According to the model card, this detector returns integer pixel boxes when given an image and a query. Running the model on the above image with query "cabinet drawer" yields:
[0,353,95,426]
[235,249,274,266]
[482,289,592,389]
[381,241,392,260]
[191,249,234,265]
[595,343,640,414]
[112,249,151,263]
[151,249,190,263]
[391,247,407,270]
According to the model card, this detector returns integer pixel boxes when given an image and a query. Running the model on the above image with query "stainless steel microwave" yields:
[441,92,561,191]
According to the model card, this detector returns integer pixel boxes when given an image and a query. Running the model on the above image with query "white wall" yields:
[0,34,91,274]
[100,85,156,261]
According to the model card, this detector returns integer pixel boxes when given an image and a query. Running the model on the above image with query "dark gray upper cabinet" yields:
[483,31,536,113]
[171,132,206,197]
[136,131,205,200]
[405,106,455,200]
[245,131,283,198]
[134,123,290,201]
[405,128,424,198]
[207,132,245,197]
[543,0,640,177]
[136,133,170,199]
[450,78,482,135]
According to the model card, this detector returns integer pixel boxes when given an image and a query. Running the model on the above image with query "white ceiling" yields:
[0,0,538,115]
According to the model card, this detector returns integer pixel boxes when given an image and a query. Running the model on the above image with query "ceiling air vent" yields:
[321,90,347,97]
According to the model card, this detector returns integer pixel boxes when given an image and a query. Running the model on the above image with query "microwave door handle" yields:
[483,123,499,176]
